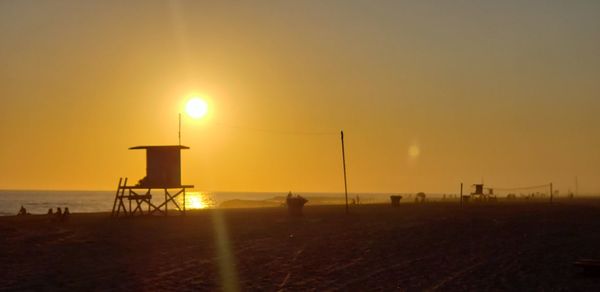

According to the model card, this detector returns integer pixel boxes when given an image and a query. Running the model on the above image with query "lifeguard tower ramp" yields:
[111,145,193,217]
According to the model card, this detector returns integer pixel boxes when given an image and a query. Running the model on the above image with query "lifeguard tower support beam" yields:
[111,145,193,217]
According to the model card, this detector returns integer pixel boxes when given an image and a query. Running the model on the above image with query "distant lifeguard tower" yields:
[469,184,496,202]
[111,145,193,217]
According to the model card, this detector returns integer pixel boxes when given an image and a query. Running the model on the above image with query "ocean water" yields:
[0,190,401,216]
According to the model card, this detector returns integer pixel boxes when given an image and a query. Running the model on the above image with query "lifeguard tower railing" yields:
[111,177,193,216]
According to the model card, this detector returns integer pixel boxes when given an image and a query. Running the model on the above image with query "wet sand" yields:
[1,200,600,290]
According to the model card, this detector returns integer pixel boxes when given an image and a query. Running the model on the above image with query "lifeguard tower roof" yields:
[129,145,190,188]
[129,145,190,150]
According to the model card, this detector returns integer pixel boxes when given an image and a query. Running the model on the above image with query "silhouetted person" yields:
[18,205,27,216]
[62,207,70,221]
[47,208,53,215]
[56,207,62,216]
[415,192,426,203]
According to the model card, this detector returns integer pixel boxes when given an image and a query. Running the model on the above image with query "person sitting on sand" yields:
[56,207,62,216]
[47,208,53,215]
[18,205,27,216]
[61,207,70,221]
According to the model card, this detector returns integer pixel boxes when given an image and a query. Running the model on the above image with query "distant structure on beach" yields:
[473,184,491,200]
[415,192,426,203]
[111,145,194,217]
[463,182,554,203]
[462,184,497,202]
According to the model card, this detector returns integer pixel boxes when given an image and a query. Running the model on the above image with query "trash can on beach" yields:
[286,193,308,216]
[390,195,402,207]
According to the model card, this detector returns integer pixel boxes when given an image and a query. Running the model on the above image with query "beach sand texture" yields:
[1,202,600,290]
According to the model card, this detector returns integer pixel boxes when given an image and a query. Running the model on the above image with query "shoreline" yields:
[3,196,600,217]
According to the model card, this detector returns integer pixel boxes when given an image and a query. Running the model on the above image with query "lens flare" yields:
[408,145,420,159]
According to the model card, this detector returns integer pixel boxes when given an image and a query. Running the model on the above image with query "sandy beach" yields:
[1,200,600,290]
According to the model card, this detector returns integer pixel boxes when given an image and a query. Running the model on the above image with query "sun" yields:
[185,97,208,119]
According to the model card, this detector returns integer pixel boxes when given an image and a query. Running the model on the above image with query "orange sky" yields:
[1,1,599,194]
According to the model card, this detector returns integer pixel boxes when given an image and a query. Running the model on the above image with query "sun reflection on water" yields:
[179,192,214,210]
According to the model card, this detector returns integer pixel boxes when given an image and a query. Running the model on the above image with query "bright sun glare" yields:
[185,97,208,119]
[188,196,205,209]
[185,192,208,209]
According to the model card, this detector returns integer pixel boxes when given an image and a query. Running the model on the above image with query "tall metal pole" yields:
[460,182,463,207]
[341,131,349,214]
[178,113,182,146]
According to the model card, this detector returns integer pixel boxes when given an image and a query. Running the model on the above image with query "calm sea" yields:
[0,190,401,216]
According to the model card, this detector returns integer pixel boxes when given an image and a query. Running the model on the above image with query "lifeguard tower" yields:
[470,184,496,202]
[111,145,193,217]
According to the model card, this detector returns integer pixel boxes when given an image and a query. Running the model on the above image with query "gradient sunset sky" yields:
[1,1,599,193]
